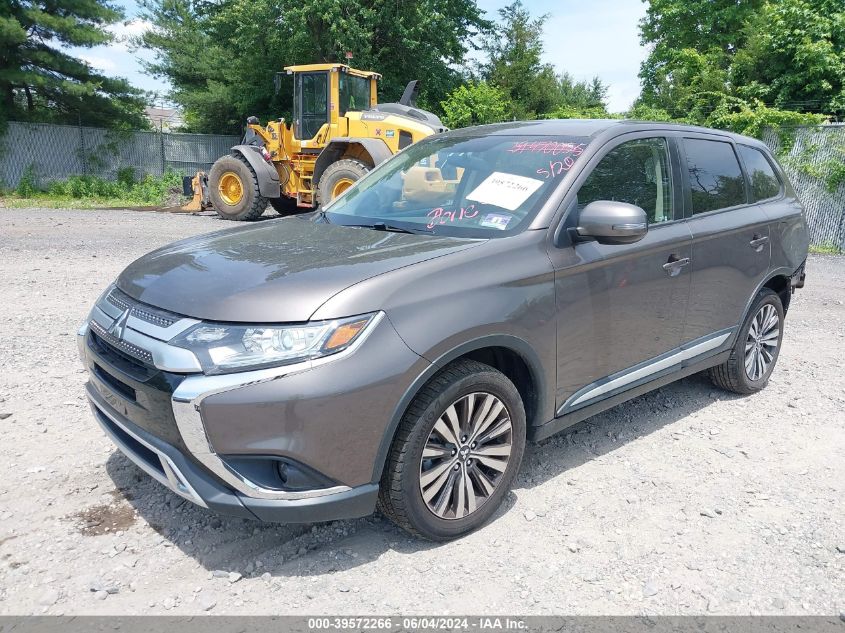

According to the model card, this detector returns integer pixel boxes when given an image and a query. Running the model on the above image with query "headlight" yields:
[169,313,378,374]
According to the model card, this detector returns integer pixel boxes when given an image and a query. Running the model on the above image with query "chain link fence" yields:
[762,124,845,252]
[0,121,239,189]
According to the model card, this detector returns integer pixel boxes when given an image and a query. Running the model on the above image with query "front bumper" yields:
[78,286,426,523]
[86,377,379,522]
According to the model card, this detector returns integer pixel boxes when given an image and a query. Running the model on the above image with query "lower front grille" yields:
[95,406,162,475]
[91,401,207,507]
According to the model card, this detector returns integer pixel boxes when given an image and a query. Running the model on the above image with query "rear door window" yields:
[683,138,747,214]
[738,145,782,201]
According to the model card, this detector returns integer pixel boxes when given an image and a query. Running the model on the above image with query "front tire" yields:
[316,159,370,206]
[379,360,526,541]
[710,288,784,394]
[208,154,267,221]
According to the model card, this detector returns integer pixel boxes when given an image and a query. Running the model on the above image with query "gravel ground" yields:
[0,207,843,616]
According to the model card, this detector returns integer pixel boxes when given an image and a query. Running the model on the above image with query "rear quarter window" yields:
[683,138,747,214]
[738,145,782,201]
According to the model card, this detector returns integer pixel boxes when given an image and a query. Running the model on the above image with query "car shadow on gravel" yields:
[102,371,740,578]
[518,373,743,491]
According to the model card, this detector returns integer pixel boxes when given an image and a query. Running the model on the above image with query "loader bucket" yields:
[180,171,209,212]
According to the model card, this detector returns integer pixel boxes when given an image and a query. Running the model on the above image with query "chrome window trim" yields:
[170,312,385,501]
[559,329,733,414]
[90,397,207,508]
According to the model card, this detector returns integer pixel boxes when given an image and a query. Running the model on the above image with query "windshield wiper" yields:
[315,209,331,224]
[346,222,432,235]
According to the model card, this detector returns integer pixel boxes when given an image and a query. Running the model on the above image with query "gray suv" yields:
[79,120,808,540]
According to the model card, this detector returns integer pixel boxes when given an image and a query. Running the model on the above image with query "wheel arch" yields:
[230,145,280,198]
[371,335,548,484]
[726,268,795,352]
[762,273,792,314]
[313,137,392,197]
[739,267,795,327]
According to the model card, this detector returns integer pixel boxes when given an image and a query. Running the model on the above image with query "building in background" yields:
[144,106,184,132]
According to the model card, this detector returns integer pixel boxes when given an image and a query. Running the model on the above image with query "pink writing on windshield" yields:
[507,141,586,156]
[536,156,577,180]
[427,205,478,229]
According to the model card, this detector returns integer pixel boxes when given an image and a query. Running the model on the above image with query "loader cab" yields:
[287,63,380,142]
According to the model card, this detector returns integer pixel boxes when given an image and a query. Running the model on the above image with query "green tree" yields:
[640,48,730,120]
[557,73,609,113]
[637,0,758,118]
[732,0,845,114]
[638,0,844,118]
[140,0,490,134]
[0,0,148,127]
[705,96,826,138]
[440,81,509,128]
[481,1,559,120]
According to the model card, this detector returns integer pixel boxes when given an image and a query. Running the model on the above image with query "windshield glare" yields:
[323,134,590,237]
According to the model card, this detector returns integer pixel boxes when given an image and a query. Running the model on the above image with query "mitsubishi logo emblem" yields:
[108,308,131,340]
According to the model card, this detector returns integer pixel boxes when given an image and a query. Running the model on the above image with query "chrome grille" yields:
[106,289,131,312]
[89,319,154,365]
[106,287,179,328]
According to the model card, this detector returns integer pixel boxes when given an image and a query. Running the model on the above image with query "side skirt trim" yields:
[531,348,732,443]
[557,328,734,417]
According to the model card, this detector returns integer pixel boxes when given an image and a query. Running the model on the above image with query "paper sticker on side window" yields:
[466,172,544,211]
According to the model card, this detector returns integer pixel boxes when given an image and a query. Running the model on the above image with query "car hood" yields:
[117,218,483,322]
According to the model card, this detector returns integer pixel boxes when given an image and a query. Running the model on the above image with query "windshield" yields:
[323,134,590,237]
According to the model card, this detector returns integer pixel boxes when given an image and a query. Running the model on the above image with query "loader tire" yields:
[317,159,370,206]
[269,196,299,216]
[208,154,267,221]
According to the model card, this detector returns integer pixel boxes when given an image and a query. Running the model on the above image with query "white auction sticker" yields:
[466,172,544,211]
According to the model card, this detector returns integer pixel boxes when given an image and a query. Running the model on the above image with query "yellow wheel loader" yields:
[185,63,447,221]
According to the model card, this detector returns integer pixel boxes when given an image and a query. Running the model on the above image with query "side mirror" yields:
[576,200,648,245]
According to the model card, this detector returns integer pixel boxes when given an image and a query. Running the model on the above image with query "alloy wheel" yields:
[418,392,513,520]
[744,303,780,381]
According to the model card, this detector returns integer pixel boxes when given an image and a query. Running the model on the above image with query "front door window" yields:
[577,137,673,223]
[295,72,328,140]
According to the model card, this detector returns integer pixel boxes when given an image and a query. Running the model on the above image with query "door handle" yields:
[749,235,769,251]
[662,255,691,277]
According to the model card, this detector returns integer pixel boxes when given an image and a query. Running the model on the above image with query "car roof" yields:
[445,119,768,150]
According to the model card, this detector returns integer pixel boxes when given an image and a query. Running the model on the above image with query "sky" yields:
[71,0,649,113]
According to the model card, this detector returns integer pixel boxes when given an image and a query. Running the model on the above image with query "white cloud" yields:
[106,19,153,52]
[78,53,118,72]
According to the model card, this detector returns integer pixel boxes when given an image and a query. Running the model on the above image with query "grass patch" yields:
[0,169,184,209]
[809,242,843,255]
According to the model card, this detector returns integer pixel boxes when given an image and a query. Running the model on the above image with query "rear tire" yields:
[709,288,784,394]
[208,154,267,221]
[379,359,526,541]
[316,159,370,206]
